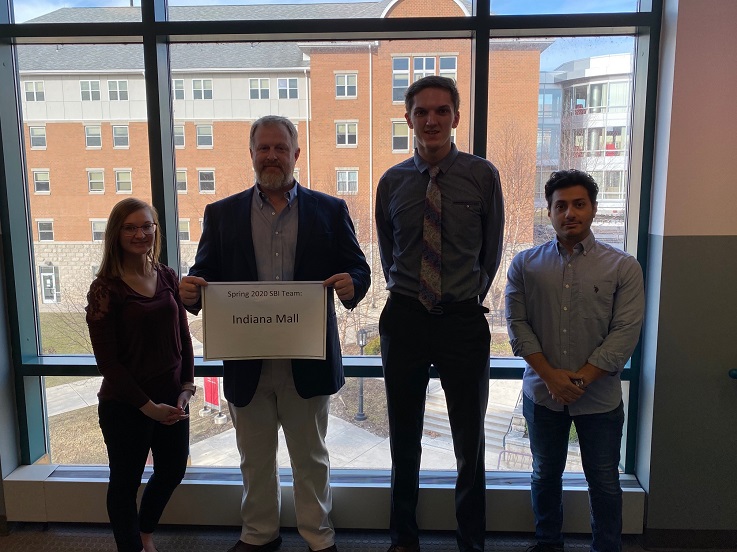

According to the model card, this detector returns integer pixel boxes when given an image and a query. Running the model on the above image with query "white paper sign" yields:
[202,281,327,361]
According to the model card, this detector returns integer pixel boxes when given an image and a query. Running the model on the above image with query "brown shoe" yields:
[309,545,338,552]
[227,536,283,552]
[387,545,420,552]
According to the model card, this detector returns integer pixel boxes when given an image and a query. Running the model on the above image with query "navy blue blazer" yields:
[187,184,370,407]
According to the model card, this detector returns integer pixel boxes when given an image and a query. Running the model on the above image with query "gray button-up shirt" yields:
[251,181,299,370]
[376,143,505,303]
[505,233,645,414]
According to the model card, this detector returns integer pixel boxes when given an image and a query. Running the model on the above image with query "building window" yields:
[439,56,457,81]
[80,80,101,101]
[179,219,191,241]
[392,57,410,101]
[30,126,46,148]
[91,220,107,242]
[173,78,185,100]
[336,170,358,195]
[193,79,213,100]
[39,265,61,304]
[88,170,105,193]
[336,122,357,147]
[115,170,132,193]
[33,170,50,194]
[112,126,129,148]
[336,74,357,98]
[413,56,435,81]
[173,125,185,148]
[176,169,187,193]
[37,220,54,242]
[249,78,269,99]
[24,81,45,101]
[277,78,298,99]
[85,125,102,148]
[108,80,129,101]
[198,170,215,193]
[392,121,409,152]
[196,125,213,147]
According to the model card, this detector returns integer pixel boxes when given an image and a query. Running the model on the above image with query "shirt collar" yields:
[255,180,298,208]
[554,231,596,256]
[413,142,459,175]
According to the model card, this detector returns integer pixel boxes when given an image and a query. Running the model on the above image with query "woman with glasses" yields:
[86,197,194,552]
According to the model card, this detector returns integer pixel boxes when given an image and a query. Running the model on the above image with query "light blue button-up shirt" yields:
[505,233,645,414]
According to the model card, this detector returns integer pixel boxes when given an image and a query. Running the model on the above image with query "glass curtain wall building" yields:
[0,0,659,496]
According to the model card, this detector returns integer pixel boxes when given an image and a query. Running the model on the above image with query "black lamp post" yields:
[355,329,368,421]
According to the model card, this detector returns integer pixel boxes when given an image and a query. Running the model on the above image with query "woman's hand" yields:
[140,401,189,424]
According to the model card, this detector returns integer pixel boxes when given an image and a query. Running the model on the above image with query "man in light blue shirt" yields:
[505,170,644,552]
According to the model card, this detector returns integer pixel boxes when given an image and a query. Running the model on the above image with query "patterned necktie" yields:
[419,166,442,311]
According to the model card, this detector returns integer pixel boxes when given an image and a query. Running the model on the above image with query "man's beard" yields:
[257,165,292,190]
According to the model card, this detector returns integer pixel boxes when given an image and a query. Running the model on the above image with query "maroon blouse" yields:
[86,264,195,408]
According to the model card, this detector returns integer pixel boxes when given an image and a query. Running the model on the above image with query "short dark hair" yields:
[404,75,460,114]
[544,169,599,209]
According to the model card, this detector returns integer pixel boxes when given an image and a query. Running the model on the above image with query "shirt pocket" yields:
[579,277,614,319]
[447,200,483,249]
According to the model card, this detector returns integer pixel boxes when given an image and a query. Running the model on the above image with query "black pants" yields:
[380,294,491,552]
[98,399,189,552]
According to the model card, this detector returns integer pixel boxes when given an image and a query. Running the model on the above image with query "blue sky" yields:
[15,0,639,23]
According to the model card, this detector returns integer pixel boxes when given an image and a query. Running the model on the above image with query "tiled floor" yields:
[0,523,654,552]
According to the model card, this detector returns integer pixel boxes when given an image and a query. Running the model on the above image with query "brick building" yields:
[19,0,542,312]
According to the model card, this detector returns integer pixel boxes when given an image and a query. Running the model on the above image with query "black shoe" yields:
[387,545,420,552]
[526,544,564,552]
[227,536,283,552]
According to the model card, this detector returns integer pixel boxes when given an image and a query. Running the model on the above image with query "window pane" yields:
[17,2,142,23]
[489,0,640,15]
[17,43,151,357]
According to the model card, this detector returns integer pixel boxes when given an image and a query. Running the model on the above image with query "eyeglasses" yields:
[121,223,157,236]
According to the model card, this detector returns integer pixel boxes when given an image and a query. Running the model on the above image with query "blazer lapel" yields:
[237,188,258,278]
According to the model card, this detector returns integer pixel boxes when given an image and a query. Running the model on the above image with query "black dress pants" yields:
[98,399,189,552]
[380,294,491,552]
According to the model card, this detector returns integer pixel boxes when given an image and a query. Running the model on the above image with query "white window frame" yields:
[192,78,213,100]
[173,125,185,148]
[336,169,358,195]
[196,124,213,148]
[107,80,129,101]
[179,219,191,242]
[173,78,185,100]
[249,78,270,99]
[36,220,54,242]
[115,169,132,193]
[39,265,61,304]
[336,121,358,147]
[112,125,129,148]
[413,56,436,81]
[392,57,410,102]
[90,219,107,242]
[85,125,102,148]
[87,169,105,194]
[392,120,410,152]
[24,81,45,102]
[439,56,457,81]
[176,169,188,194]
[277,78,298,99]
[33,170,50,194]
[335,73,357,98]
[198,169,215,194]
[80,80,101,101]
[29,126,46,149]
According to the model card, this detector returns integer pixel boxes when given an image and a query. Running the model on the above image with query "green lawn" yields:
[38,311,93,355]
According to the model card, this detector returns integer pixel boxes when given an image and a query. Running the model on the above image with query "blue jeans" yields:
[523,395,624,552]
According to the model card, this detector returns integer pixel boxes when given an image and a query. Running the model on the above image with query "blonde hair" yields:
[97,198,161,279]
